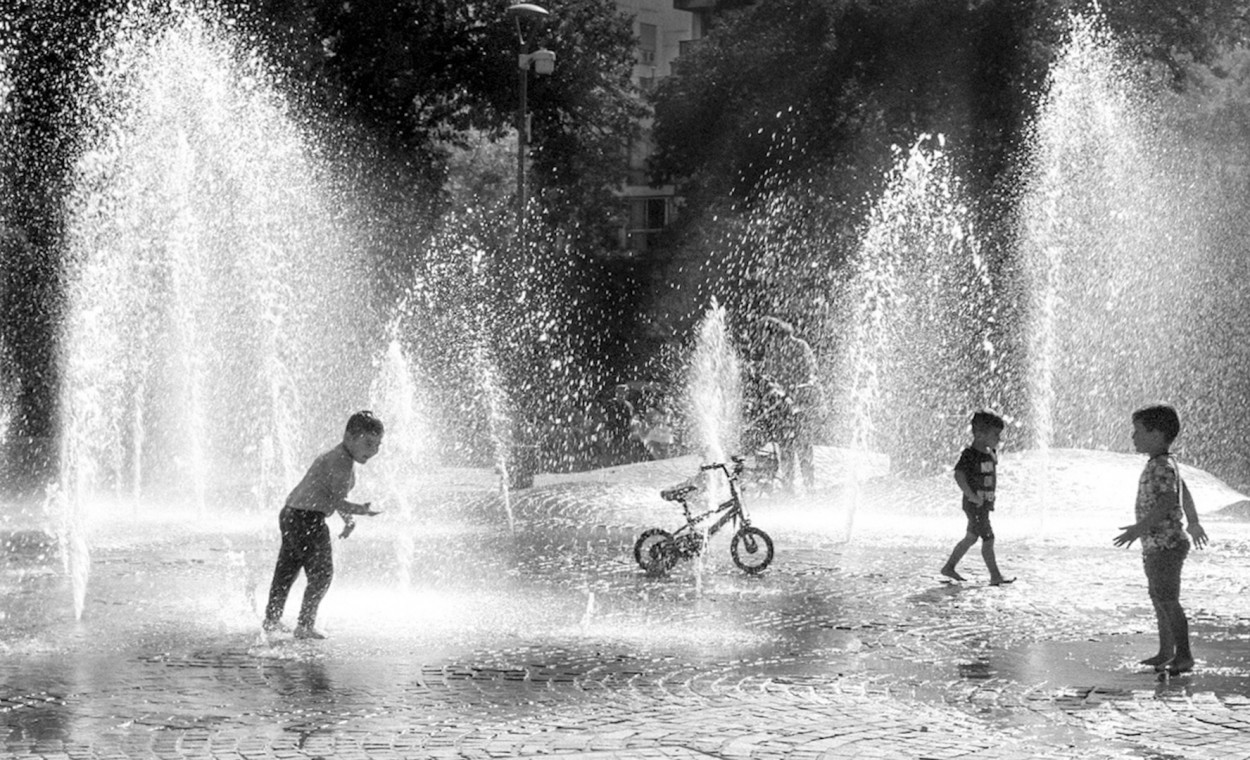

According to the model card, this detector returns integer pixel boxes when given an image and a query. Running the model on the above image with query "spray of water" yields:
[1017,10,1247,486]
[1020,14,1163,454]
[824,136,998,537]
[56,1,375,617]
[684,300,743,464]
[680,300,742,573]
[836,136,996,472]
[61,1,372,506]
[473,339,516,532]
[367,316,431,589]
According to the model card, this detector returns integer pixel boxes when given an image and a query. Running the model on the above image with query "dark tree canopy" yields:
[238,0,644,246]
[651,0,1250,214]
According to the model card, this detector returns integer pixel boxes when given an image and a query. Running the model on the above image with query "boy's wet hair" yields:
[1132,404,1180,443]
[970,410,1005,433]
[346,410,384,437]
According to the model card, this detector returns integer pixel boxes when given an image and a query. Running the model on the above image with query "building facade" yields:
[612,0,741,253]
[612,1,691,253]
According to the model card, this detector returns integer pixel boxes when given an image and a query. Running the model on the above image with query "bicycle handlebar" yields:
[700,455,747,474]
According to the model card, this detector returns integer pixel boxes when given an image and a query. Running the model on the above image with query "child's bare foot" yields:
[1161,657,1194,675]
[989,576,1015,586]
[940,566,966,582]
[1140,653,1170,667]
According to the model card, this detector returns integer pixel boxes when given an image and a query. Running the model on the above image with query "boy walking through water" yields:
[264,411,384,639]
[1114,404,1208,675]
[941,411,1013,586]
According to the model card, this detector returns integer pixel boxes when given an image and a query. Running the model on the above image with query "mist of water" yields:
[474,339,517,531]
[0,47,14,476]
[684,301,743,465]
[1018,12,1250,486]
[833,136,1001,479]
[55,2,377,616]
[0,374,10,462]
[366,319,432,590]
[59,2,374,514]
[1021,14,1168,453]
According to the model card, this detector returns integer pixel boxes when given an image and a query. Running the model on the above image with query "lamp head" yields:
[507,3,550,19]
[531,48,556,76]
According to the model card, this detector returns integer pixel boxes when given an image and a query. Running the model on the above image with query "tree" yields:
[239,0,643,251]
[645,0,1250,336]
[652,0,1250,213]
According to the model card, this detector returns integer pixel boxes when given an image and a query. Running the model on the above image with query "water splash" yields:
[678,301,743,538]
[0,369,10,465]
[42,482,89,621]
[59,0,373,515]
[56,2,375,614]
[1020,14,1163,454]
[829,136,996,538]
[684,300,743,464]
[836,136,996,474]
[474,339,516,532]
[367,318,431,590]
[1018,11,1238,478]
[578,588,596,635]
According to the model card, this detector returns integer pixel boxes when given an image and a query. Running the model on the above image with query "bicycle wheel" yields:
[731,526,774,574]
[634,528,673,569]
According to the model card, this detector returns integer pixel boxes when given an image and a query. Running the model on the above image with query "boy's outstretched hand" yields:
[362,502,382,516]
[1113,523,1143,547]
[1188,522,1209,549]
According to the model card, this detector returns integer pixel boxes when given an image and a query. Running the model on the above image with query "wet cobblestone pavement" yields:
[4,450,1250,759]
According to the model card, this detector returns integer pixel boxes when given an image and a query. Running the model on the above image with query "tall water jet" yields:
[0,384,9,457]
[837,136,998,471]
[1,41,15,493]
[57,2,375,615]
[1019,13,1216,466]
[832,136,998,536]
[683,300,743,464]
[474,339,517,531]
[367,319,431,589]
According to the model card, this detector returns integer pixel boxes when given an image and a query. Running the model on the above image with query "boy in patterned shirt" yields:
[941,410,1013,585]
[1114,404,1208,675]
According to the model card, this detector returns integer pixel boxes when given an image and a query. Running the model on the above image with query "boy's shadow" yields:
[906,582,967,606]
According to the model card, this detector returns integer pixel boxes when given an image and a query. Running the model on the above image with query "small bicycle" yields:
[633,456,775,576]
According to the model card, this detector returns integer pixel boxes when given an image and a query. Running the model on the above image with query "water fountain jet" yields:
[829,135,1000,537]
[55,0,377,618]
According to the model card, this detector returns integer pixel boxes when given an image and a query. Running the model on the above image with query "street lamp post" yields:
[507,3,555,249]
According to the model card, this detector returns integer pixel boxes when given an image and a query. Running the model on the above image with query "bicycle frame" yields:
[673,461,751,539]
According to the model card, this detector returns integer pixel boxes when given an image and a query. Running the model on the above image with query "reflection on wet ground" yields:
[4,450,1250,758]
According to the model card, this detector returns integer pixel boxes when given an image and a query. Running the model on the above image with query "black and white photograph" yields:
[4,1,1250,757]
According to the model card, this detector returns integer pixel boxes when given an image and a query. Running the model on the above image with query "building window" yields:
[673,38,701,76]
[626,197,668,252]
[627,127,654,185]
[638,23,657,65]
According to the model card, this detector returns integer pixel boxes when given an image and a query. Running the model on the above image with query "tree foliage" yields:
[240,0,644,248]
[651,0,1250,214]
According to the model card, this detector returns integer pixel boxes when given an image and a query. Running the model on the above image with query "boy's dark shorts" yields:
[1143,545,1188,602]
[962,505,994,540]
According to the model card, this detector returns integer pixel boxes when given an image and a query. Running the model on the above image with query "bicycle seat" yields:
[660,484,698,502]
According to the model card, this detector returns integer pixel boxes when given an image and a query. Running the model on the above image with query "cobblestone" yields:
[5,453,1250,758]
